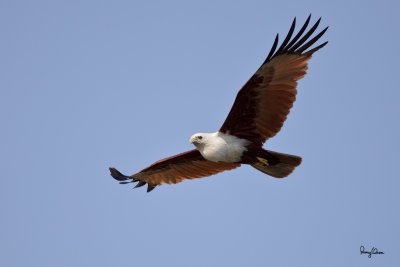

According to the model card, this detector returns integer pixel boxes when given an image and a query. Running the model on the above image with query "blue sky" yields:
[1,0,399,266]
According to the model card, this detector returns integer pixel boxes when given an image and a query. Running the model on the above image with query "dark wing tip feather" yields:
[147,184,156,193]
[264,33,279,63]
[110,167,157,192]
[134,181,147,188]
[109,167,130,181]
[132,181,157,192]
[304,40,328,55]
[295,26,328,54]
[287,17,321,53]
[263,15,328,64]
[119,181,133,184]
[282,14,311,52]
[274,17,296,55]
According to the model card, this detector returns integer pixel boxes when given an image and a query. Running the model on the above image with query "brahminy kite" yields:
[110,15,328,192]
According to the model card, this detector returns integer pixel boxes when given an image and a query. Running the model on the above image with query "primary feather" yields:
[110,15,328,192]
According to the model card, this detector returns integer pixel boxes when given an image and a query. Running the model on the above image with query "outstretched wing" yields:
[219,15,328,145]
[110,149,240,192]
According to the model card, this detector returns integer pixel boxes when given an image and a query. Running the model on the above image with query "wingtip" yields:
[119,181,133,184]
[264,33,279,63]
[109,167,130,181]
[134,181,146,188]
[304,40,328,55]
[147,184,156,192]
[319,41,329,49]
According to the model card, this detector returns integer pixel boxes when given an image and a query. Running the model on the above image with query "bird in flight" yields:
[110,15,328,192]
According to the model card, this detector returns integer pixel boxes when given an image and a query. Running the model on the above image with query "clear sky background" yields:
[1,0,399,266]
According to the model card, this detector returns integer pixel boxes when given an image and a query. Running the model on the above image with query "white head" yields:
[189,133,209,148]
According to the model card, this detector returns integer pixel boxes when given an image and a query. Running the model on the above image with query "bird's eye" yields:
[198,136,203,140]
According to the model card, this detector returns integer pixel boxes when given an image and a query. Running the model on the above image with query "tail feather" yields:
[251,150,302,178]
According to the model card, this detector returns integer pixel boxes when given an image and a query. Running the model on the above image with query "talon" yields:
[257,157,269,166]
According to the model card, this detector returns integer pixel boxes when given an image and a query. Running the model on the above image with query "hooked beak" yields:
[189,136,198,145]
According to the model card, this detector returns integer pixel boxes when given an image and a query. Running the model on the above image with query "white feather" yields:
[190,132,250,163]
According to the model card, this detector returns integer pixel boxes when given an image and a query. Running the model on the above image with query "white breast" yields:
[198,132,250,163]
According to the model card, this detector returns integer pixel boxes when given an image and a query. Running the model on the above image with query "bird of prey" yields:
[110,15,328,192]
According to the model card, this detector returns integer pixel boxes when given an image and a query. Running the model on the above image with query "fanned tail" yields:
[251,150,302,178]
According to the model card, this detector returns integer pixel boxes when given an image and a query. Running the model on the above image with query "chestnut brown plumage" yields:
[110,150,240,192]
[110,16,328,192]
[220,15,328,145]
